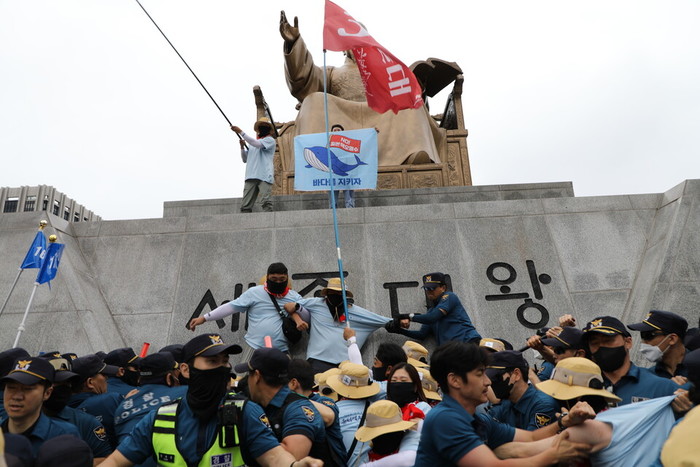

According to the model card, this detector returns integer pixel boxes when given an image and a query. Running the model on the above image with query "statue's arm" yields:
[281,11,326,102]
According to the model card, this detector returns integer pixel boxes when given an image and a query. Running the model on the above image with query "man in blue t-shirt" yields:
[231,117,276,213]
[189,262,304,355]
[389,272,481,345]
[415,342,593,466]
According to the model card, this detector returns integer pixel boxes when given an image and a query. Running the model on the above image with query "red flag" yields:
[323,0,424,114]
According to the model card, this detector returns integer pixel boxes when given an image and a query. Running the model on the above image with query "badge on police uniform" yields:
[302,406,315,422]
[259,413,271,428]
[93,426,107,441]
[535,413,551,428]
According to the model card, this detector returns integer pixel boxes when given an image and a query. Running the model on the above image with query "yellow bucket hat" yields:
[314,368,341,401]
[402,341,429,368]
[416,367,441,401]
[479,338,506,353]
[355,400,416,442]
[536,357,620,403]
[326,363,380,399]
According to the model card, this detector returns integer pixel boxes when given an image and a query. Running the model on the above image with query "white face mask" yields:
[639,335,670,363]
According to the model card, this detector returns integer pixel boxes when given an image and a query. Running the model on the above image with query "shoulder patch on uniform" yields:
[321,400,335,407]
[302,405,315,422]
[93,426,107,441]
[441,294,448,301]
[259,413,271,428]
[535,413,551,428]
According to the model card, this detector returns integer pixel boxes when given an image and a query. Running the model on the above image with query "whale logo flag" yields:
[20,231,47,269]
[323,0,424,114]
[36,242,65,286]
[294,128,377,191]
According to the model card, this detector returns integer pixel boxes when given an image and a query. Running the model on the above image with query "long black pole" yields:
[134,0,246,145]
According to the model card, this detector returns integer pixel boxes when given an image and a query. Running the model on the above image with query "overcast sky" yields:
[1,1,698,220]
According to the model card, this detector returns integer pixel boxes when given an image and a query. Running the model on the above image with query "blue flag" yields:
[20,231,47,269]
[294,129,378,191]
[36,243,65,285]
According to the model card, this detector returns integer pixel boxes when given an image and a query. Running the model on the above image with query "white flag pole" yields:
[13,281,39,348]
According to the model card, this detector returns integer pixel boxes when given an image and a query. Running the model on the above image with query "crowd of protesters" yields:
[1,263,698,466]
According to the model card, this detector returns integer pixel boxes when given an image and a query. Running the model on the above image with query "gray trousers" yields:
[241,179,273,212]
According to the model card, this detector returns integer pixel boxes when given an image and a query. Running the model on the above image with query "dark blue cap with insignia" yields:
[541,327,584,349]
[422,272,446,290]
[71,354,120,379]
[38,353,79,383]
[0,347,30,378]
[105,347,141,368]
[583,316,631,338]
[234,347,290,377]
[1,356,55,385]
[485,350,528,379]
[627,310,688,339]
[182,333,242,363]
[139,352,177,377]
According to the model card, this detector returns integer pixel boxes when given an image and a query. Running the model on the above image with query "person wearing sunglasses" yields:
[540,327,587,365]
[627,310,689,384]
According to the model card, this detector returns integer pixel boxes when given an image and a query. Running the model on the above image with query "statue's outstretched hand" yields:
[280,11,300,44]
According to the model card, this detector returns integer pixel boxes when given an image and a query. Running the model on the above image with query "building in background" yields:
[0,185,100,222]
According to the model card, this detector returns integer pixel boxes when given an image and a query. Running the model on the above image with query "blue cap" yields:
[628,310,688,339]
[422,272,445,290]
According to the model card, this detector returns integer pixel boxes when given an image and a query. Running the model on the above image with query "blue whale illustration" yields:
[304,146,367,177]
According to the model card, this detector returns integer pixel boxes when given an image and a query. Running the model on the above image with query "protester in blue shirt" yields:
[415,342,593,466]
[0,357,81,456]
[388,272,481,345]
[99,333,323,467]
[231,117,276,213]
[113,352,187,447]
[285,277,391,373]
[486,351,559,431]
[189,262,304,355]
[582,316,680,405]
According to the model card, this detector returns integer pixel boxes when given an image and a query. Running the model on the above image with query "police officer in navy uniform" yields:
[627,310,689,382]
[67,354,123,448]
[485,351,559,431]
[114,351,187,449]
[104,347,142,396]
[582,316,680,405]
[99,333,324,467]
[0,356,81,455]
[39,352,113,461]
[235,348,339,465]
[389,272,481,345]
[0,347,31,421]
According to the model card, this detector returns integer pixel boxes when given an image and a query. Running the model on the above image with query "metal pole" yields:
[13,282,39,348]
[133,0,247,147]
[323,50,350,328]
[0,268,23,318]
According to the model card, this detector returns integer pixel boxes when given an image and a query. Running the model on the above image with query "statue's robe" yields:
[283,37,446,166]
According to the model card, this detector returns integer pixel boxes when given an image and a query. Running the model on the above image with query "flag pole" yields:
[13,233,56,348]
[0,220,48,319]
[323,50,351,328]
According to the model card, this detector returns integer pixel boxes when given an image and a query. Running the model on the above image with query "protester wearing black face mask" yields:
[282,278,392,374]
[230,117,276,213]
[39,354,113,461]
[582,316,680,405]
[189,262,305,358]
[386,363,430,417]
[485,351,559,431]
[354,400,418,465]
[372,343,407,383]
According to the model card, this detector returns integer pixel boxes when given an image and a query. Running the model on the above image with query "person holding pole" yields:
[231,117,276,213]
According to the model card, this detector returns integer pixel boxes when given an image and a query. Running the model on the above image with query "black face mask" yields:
[266,279,287,295]
[122,369,139,387]
[44,384,73,414]
[592,345,627,373]
[372,365,388,382]
[371,431,405,455]
[490,373,514,401]
[187,366,231,421]
[325,294,345,320]
[388,382,418,407]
